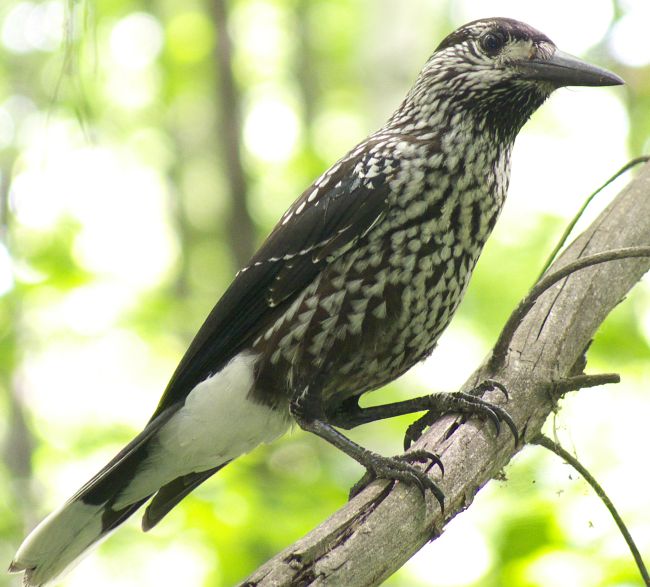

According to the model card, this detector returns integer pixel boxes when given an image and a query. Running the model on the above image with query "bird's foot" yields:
[403,379,518,449]
[289,413,445,507]
[349,449,445,509]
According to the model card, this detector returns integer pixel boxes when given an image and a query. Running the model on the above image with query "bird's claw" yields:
[349,450,445,510]
[403,380,519,449]
[405,449,445,475]
[404,415,437,451]
[471,379,509,401]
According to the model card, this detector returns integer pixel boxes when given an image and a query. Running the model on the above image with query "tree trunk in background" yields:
[0,163,37,530]
[296,0,317,147]
[211,0,255,269]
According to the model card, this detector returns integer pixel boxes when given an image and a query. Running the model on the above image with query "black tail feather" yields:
[142,461,231,531]
[73,406,179,507]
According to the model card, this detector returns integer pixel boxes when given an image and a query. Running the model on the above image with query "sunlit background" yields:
[1,0,649,586]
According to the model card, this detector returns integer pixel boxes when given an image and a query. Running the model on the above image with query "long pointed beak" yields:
[515,49,624,87]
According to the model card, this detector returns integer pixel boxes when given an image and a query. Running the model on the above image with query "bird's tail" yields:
[9,408,227,587]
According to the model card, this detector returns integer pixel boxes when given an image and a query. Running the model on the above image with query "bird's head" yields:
[433,17,622,89]
[403,17,623,140]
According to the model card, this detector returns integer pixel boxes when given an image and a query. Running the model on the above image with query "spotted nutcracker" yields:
[11,17,622,586]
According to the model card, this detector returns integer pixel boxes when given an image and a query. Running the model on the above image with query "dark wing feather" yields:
[150,151,391,419]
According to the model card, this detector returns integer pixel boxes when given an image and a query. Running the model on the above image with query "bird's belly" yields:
[320,245,477,399]
[252,232,481,408]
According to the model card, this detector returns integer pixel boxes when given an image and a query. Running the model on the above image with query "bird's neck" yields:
[382,94,516,181]
[387,78,549,147]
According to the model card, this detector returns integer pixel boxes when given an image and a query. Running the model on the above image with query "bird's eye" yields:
[481,32,505,56]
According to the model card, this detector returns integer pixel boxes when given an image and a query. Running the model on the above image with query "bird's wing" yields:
[150,149,392,418]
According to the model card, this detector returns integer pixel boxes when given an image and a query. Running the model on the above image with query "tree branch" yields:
[489,245,650,370]
[242,161,650,587]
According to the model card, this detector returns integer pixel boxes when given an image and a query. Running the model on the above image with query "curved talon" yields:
[475,379,509,400]
[348,453,445,510]
[349,471,376,499]
[404,412,437,450]
[460,390,519,445]
[458,382,519,445]
[484,407,501,435]
[492,406,519,445]
[455,392,502,435]
[401,449,445,475]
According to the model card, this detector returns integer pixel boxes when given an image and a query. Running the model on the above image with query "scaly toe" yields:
[403,412,438,450]
[349,453,445,509]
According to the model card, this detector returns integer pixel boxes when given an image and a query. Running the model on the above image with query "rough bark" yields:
[242,161,650,586]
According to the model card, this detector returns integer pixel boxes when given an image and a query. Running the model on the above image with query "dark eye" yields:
[481,32,505,56]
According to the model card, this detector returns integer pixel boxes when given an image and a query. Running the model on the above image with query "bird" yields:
[10,17,622,586]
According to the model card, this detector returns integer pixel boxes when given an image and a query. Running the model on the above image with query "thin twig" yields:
[490,246,650,370]
[538,156,650,279]
[553,373,620,394]
[533,435,650,587]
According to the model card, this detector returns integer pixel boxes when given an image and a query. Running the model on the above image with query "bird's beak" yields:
[514,49,624,87]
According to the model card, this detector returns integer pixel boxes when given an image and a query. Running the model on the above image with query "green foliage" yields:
[0,2,648,586]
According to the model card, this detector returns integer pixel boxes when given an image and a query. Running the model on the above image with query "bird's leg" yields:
[290,388,445,507]
[327,395,450,428]
[327,380,518,449]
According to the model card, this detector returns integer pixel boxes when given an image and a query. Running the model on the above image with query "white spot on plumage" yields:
[408,239,422,253]
[365,163,381,179]
[331,274,346,290]
[319,290,346,315]
[372,301,387,319]
[347,311,364,335]
[327,161,342,177]
[319,315,339,333]
[298,307,316,325]
[362,281,385,298]
[350,297,369,315]
[308,328,330,358]
[405,226,418,239]
[347,278,363,294]
[405,200,427,220]
[391,230,406,246]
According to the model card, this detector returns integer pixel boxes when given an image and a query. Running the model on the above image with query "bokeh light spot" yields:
[1,0,64,53]
[110,12,164,71]
[244,94,299,162]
